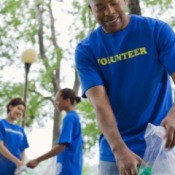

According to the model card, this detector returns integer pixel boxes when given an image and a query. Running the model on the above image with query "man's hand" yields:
[26,159,39,169]
[161,105,175,149]
[116,147,142,175]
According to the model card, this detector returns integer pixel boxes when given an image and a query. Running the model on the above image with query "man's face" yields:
[89,0,129,33]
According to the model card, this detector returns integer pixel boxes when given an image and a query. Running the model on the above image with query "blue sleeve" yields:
[156,22,175,75]
[0,121,4,141]
[20,129,29,152]
[58,116,74,145]
[75,45,104,97]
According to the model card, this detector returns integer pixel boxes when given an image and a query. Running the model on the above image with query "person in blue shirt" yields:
[0,97,29,175]
[75,0,175,175]
[26,88,83,175]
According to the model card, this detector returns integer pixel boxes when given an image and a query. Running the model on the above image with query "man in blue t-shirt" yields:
[75,0,175,175]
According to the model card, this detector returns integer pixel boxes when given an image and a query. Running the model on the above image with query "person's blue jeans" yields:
[99,160,120,175]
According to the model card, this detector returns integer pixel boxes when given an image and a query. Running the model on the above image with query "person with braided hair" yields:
[27,88,83,175]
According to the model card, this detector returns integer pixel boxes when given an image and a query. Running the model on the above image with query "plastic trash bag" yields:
[15,156,57,175]
[138,123,175,175]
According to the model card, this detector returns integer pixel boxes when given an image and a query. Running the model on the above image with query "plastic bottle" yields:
[137,166,152,175]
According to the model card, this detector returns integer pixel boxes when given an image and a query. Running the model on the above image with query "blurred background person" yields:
[0,97,29,175]
[27,88,83,175]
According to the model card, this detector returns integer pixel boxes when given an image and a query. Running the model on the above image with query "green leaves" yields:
[78,99,100,153]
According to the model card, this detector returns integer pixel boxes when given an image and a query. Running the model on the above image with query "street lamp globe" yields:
[21,48,37,63]
[21,48,37,127]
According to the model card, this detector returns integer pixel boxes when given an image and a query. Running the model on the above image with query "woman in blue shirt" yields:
[27,88,83,175]
[0,97,29,175]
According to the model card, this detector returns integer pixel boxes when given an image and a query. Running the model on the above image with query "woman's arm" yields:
[21,151,26,162]
[26,143,67,168]
[0,141,23,167]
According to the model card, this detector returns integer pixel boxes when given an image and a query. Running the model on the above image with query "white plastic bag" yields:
[138,123,175,175]
[15,157,57,175]
[34,156,57,175]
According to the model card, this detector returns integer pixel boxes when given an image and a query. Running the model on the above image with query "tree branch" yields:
[128,0,141,15]
[48,0,59,48]
[29,88,54,104]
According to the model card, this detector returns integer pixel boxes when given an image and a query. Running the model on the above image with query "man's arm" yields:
[172,72,175,91]
[26,143,67,168]
[86,85,142,174]
[0,141,23,167]
[161,72,175,149]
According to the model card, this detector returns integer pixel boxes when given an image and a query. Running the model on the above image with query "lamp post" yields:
[21,48,37,127]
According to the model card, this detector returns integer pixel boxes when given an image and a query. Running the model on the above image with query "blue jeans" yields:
[99,160,120,175]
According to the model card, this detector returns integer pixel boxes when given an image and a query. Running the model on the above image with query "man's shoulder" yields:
[131,14,166,26]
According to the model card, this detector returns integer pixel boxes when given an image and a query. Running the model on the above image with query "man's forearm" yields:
[95,102,127,156]
[86,86,128,157]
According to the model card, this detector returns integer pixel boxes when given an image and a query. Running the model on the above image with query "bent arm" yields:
[86,86,142,174]
[26,143,67,168]
[0,141,22,166]
[37,143,67,163]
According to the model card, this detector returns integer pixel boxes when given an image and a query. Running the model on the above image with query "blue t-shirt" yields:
[0,119,29,175]
[57,111,83,175]
[75,15,175,162]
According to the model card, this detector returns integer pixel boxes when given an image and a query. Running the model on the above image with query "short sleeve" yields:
[75,45,104,97]
[20,129,29,152]
[58,116,74,145]
[156,22,175,75]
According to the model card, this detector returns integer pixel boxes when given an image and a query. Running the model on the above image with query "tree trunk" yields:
[52,109,62,145]
[127,0,141,15]
[73,70,80,95]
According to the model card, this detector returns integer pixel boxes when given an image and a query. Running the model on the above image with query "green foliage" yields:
[0,0,37,64]
[69,0,97,43]
[0,0,63,125]
[142,0,174,25]
[171,17,175,27]
[0,0,22,14]
[78,99,100,152]
[0,81,23,117]
[143,0,172,7]
[82,162,98,175]
[82,163,98,175]
[82,164,89,175]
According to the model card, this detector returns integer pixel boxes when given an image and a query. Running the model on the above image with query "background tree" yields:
[128,0,141,15]
[0,0,79,144]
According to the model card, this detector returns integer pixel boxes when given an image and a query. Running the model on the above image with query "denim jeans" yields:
[99,160,120,175]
